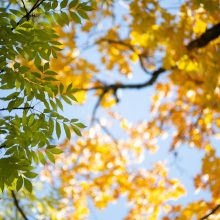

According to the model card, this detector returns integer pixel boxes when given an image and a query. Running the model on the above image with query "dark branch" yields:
[79,67,166,92]
[138,54,151,74]
[14,0,45,29]
[187,22,220,50]
[80,22,220,93]
[0,144,6,149]
[86,68,165,123]
[98,38,151,74]
[11,191,29,220]
[200,204,220,220]
[90,90,108,126]
[79,23,220,118]
[0,106,34,111]
[98,38,135,51]
[95,119,117,144]
[4,2,11,11]
[21,0,28,14]
[95,119,127,165]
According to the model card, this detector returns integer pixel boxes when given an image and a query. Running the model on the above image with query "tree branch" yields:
[20,0,28,14]
[4,2,11,12]
[200,204,220,220]
[98,38,151,74]
[0,144,6,149]
[11,191,28,220]
[14,0,45,29]
[95,118,125,161]
[98,38,135,52]
[187,22,220,50]
[0,106,34,111]
[80,22,220,93]
[90,89,108,126]
[78,23,220,119]
[79,67,166,93]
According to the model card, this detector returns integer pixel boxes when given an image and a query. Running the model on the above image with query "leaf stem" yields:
[11,191,28,220]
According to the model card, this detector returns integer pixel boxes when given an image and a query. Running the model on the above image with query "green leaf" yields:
[64,123,71,139]
[20,22,33,28]
[56,98,63,110]
[52,12,60,25]
[44,76,58,81]
[23,172,38,179]
[67,94,78,102]
[71,124,82,136]
[51,49,57,58]
[59,83,64,94]
[78,10,89,19]
[66,83,73,93]
[71,118,78,123]
[28,114,35,127]
[52,0,58,9]
[0,92,20,101]
[56,121,61,139]
[5,147,15,156]
[43,2,51,11]
[16,176,23,191]
[48,147,63,154]
[62,95,72,104]
[31,71,41,78]
[50,99,57,111]
[40,49,50,61]
[75,122,86,128]
[81,5,93,11]
[0,182,4,192]
[31,151,38,164]
[19,66,30,73]
[69,0,79,9]
[7,97,24,110]
[19,165,35,171]
[44,62,50,71]
[60,0,68,8]
[34,54,41,68]
[38,151,46,165]
[46,150,55,163]
[44,70,58,75]
[70,12,81,23]
[24,178,32,193]
[61,11,69,25]
[49,117,54,134]
[47,145,56,149]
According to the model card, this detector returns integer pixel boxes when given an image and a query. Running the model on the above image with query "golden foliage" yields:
[9,0,220,219]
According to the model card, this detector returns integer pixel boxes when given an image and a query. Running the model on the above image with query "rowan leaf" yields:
[24,178,32,193]
[63,123,71,139]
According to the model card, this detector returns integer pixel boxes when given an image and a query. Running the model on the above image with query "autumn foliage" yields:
[0,0,220,219]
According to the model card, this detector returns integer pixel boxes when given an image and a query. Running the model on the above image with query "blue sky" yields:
[66,1,214,219]
[0,1,216,219]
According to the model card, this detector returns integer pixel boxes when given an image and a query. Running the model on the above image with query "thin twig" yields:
[14,0,45,29]
[95,118,124,159]
[0,106,34,111]
[20,0,28,13]
[98,38,151,74]
[200,204,220,220]
[138,54,151,74]
[79,67,166,92]
[0,144,6,149]
[98,38,136,51]
[90,89,108,126]
[79,22,220,93]
[95,118,118,143]
[11,191,28,220]
[4,2,11,11]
